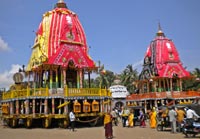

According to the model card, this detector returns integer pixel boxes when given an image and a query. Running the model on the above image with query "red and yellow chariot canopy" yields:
[27,1,96,71]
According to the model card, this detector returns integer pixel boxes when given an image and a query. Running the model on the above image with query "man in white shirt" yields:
[186,106,200,119]
[69,109,76,131]
[185,106,200,128]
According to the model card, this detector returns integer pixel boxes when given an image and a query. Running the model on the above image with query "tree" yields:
[191,68,200,90]
[84,78,98,88]
[192,68,200,78]
[94,70,115,88]
[182,68,200,91]
[120,64,139,94]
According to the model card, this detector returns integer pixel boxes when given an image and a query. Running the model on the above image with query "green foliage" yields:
[120,64,139,94]
[183,68,200,91]
[95,70,115,88]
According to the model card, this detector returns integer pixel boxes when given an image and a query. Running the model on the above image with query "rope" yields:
[76,116,100,123]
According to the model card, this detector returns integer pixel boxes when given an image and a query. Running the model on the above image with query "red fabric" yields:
[47,8,88,58]
[37,7,95,68]
[145,46,151,57]
[144,35,190,78]
[36,22,43,35]
[47,44,95,68]
[156,63,190,78]
[105,122,113,138]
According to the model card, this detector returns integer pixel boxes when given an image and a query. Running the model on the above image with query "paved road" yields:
[0,121,198,139]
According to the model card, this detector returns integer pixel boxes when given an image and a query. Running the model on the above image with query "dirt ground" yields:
[0,120,198,139]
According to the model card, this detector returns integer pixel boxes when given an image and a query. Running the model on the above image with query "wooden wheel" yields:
[58,118,69,128]
[10,118,17,128]
[63,119,68,128]
[42,118,51,128]
[25,118,32,128]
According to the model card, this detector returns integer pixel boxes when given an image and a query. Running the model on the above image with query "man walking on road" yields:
[168,106,177,133]
[69,109,76,132]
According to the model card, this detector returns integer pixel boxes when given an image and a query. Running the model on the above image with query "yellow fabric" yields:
[128,113,134,127]
[104,113,112,125]
[42,13,51,56]
[26,13,51,71]
[26,43,43,71]
[176,109,185,123]
[150,111,157,128]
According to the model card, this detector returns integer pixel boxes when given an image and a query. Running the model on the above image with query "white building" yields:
[109,85,129,109]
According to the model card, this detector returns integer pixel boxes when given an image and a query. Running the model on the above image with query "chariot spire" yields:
[156,22,165,37]
[56,0,67,8]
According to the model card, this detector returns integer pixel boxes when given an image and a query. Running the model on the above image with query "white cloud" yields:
[0,64,21,90]
[0,36,11,52]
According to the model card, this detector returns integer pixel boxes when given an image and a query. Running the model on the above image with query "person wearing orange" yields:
[104,112,113,139]
[128,110,134,127]
[149,107,157,128]
[176,107,185,132]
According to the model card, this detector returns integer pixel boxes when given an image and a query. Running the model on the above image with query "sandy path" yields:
[0,121,196,139]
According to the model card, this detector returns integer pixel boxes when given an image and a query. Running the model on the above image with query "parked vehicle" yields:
[156,105,170,131]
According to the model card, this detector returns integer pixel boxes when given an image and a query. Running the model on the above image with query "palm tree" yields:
[192,68,200,90]
[103,70,115,87]
[93,64,115,88]
[183,68,200,91]
[192,68,200,78]
[120,64,139,94]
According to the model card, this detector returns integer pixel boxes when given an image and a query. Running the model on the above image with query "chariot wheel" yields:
[58,119,68,128]
[25,118,32,128]
[63,119,68,128]
[10,118,18,128]
[42,118,51,128]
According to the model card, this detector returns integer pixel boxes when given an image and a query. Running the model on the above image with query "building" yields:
[109,85,129,108]
[127,24,200,112]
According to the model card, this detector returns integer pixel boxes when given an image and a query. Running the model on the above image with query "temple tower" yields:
[27,0,96,90]
[139,24,190,93]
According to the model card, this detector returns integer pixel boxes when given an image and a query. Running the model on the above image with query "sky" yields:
[0,0,200,89]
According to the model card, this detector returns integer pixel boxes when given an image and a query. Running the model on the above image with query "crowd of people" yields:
[103,105,200,139]
[103,107,147,139]
[67,105,199,139]
[109,106,147,128]
[162,105,199,134]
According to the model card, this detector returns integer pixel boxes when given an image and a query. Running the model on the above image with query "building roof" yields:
[109,85,130,98]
